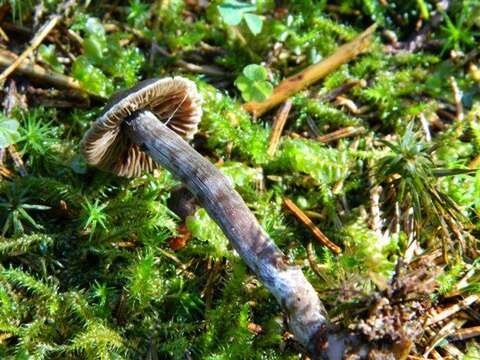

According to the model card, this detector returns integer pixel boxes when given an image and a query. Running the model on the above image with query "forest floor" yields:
[1,0,480,359]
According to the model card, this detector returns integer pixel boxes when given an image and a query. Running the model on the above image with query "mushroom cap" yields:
[80,76,202,177]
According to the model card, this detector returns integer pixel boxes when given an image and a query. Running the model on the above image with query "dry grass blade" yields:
[317,126,365,143]
[445,264,477,297]
[0,166,14,178]
[243,24,377,117]
[318,79,365,102]
[424,318,466,357]
[449,326,480,341]
[442,342,465,358]
[0,25,9,42]
[284,198,341,254]
[426,294,479,326]
[449,76,464,122]
[305,241,329,282]
[0,15,60,84]
[267,100,292,157]
[7,145,26,176]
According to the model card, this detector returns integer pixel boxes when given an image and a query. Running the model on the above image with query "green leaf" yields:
[249,81,273,102]
[84,17,105,38]
[243,13,262,35]
[38,44,64,73]
[218,0,256,26]
[235,64,272,102]
[234,75,250,92]
[243,64,267,81]
[0,115,20,148]
[84,36,105,62]
[72,56,114,97]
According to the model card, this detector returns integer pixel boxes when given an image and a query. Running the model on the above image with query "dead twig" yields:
[318,79,365,102]
[370,183,384,240]
[449,325,480,341]
[449,76,464,122]
[201,258,223,309]
[267,100,292,157]
[333,96,366,114]
[316,126,365,143]
[243,24,377,117]
[176,60,230,77]
[0,25,8,42]
[426,294,479,326]
[283,198,341,254]
[0,50,104,99]
[0,15,60,84]
[305,241,329,282]
[419,113,431,142]
[424,318,466,357]
[157,248,194,279]
[2,80,27,176]
[387,0,451,53]
[7,145,26,176]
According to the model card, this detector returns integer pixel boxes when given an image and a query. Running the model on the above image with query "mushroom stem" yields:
[124,110,339,356]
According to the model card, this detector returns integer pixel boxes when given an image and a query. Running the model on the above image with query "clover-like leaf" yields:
[235,64,273,102]
[243,13,263,35]
[219,0,255,25]
[0,115,20,148]
[218,0,263,35]
[243,64,267,81]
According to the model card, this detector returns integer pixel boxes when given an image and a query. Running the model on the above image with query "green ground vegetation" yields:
[1,0,480,358]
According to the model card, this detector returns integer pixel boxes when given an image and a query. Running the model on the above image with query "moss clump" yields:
[1,0,480,358]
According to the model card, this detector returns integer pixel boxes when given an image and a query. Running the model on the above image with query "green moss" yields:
[1,0,479,358]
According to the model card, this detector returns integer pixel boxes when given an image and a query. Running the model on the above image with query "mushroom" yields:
[80,77,352,359]
[81,77,202,177]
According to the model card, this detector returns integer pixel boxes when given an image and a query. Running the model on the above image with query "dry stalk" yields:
[0,25,9,42]
[243,24,376,117]
[449,76,464,122]
[318,79,365,102]
[0,15,60,84]
[0,50,103,99]
[449,325,480,341]
[426,294,479,326]
[283,198,341,254]
[317,126,365,143]
[305,241,329,283]
[267,100,292,157]
[7,146,26,176]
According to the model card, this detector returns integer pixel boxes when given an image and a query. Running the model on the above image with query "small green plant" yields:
[440,10,477,54]
[81,199,109,240]
[127,0,150,29]
[0,114,20,148]
[71,15,144,97]
[234,64,273,102]
[376,124,470,255]
[18,109,57,157]
[218,0,263,35]
[0,182,50,236]
[0,0,34,24]
[38,44,65,73]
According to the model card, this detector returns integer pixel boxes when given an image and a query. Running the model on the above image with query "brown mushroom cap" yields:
[80,76,202,177]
